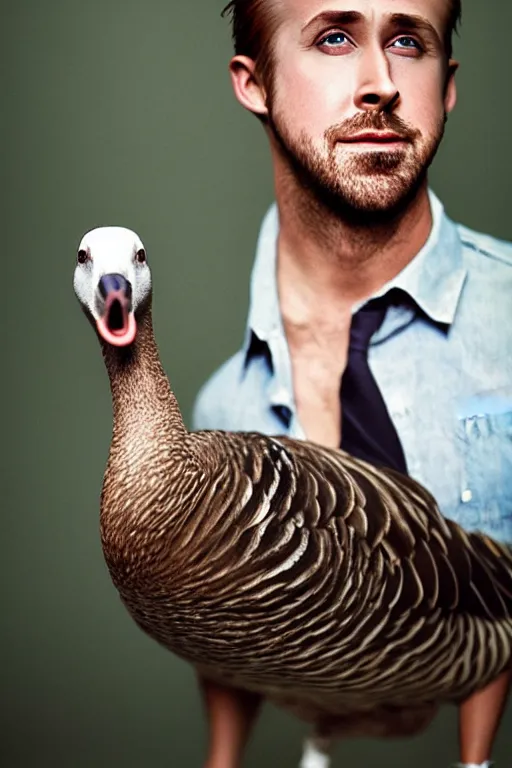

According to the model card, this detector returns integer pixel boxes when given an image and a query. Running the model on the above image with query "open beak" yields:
[95,273,137,347]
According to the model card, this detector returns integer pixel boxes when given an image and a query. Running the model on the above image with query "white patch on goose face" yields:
[73,226,151,320]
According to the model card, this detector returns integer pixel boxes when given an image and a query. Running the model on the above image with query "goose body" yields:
[74,226,512,757]
[103,426,512,723]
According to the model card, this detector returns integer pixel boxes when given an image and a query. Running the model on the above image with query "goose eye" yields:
[77,249,89,264]
[136,248,146,264]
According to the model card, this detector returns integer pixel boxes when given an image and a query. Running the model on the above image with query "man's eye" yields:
[318,32,349,48]
[392,36,422,50]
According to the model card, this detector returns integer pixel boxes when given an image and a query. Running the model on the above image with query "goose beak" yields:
[95,273,137,347]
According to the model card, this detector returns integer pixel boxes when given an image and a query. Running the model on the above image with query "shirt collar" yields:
[243,188,468,358]
[369,189,468,324]
[244,202,283,350]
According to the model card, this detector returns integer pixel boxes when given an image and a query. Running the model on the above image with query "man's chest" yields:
[285,320,351,449]
[290,353,346,449]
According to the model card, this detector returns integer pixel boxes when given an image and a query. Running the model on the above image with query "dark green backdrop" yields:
[4,1,511,766]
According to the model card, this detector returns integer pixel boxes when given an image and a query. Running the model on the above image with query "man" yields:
[192,1,512,766]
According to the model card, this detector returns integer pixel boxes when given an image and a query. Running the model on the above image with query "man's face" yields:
[258,0,458,215]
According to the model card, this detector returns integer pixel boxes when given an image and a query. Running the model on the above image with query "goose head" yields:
[73,226,151,347]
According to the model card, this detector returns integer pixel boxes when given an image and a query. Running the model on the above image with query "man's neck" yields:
[275,175,433,328]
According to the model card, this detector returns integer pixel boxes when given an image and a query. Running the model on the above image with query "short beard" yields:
[267,106,446,226]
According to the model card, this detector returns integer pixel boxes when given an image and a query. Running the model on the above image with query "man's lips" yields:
[340,131,408,143]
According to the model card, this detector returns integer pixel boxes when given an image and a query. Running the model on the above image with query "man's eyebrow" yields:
[301,11,364,36]
[387,13,442,45]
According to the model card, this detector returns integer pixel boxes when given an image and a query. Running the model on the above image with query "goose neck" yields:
[101,311,186,440]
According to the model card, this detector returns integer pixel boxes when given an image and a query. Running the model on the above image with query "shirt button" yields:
[461,489,473,503]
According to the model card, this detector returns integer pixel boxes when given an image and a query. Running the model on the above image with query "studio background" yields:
[3,1,511,766]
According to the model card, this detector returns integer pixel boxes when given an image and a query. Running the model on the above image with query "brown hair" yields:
[222,0,462,83]
[221,0,283,84]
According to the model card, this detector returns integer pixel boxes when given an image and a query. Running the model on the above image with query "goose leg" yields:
[299,735,332,768]
[457,667,511,766]
[198,674,262,768]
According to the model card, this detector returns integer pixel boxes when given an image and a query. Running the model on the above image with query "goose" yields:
[73,226,512,768]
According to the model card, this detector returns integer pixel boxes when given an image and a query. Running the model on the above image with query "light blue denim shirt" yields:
[193,190,512,544]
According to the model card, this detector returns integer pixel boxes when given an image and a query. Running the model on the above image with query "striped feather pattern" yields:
[101,418,512,724]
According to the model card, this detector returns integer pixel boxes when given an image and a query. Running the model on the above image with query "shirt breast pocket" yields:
[456,395,512,543]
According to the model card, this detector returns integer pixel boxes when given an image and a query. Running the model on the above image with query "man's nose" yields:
[353,44,400,111]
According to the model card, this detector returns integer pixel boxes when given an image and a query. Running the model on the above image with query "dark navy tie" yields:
[340,297,407,474]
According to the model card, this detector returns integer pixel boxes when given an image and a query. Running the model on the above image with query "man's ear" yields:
[444,58,459,114]
[229,55,269,118]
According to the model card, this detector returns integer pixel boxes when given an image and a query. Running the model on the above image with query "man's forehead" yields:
[279,0,448,31]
